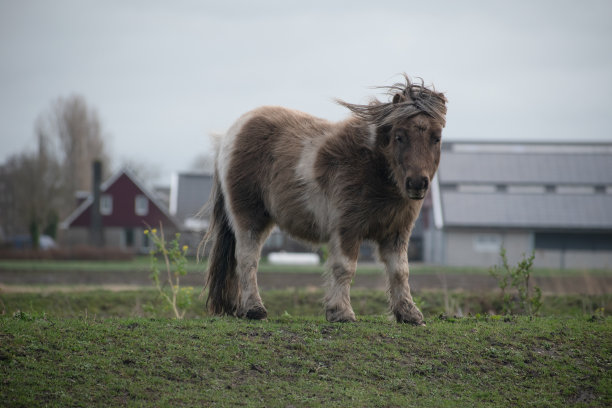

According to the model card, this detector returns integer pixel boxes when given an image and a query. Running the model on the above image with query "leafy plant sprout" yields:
[489,248,542,316]
[146,223,192,319]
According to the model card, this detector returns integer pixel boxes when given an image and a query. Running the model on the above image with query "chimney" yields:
[90,160,104,247]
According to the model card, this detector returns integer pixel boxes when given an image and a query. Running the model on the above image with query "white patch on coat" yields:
[294,132,337,241]
[215,111,255,232]
[367,123,377,146]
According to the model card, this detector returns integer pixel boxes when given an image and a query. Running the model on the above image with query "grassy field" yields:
[1,288,611,319]
[1,259,611,406]
[1,289,611,407]
[1,312,610,407]
[1,257,610,276]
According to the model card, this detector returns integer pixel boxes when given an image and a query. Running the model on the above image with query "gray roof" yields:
[171,173,214,222]
[435,142,612,230]
[441,191,612,229]
[438,152,612,186]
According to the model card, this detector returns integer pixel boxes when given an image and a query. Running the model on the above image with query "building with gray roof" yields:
[168,172,214,254]
[425,142,612,269]
[170,172,214,231]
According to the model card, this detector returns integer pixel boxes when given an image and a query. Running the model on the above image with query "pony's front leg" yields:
[324,235,359,322]
[379,239,425,325]
[235,232,267,320]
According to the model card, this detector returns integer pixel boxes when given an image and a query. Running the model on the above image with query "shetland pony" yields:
[202,75,447,324]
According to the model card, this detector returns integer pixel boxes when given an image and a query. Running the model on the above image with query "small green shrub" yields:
[489,248,542,316]
[147,224,193,319]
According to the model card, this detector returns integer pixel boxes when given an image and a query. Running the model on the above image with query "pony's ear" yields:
[392,93,407,104]
[376,124,392,147]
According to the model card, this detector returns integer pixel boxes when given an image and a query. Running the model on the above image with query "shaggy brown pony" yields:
[202,74,447,324]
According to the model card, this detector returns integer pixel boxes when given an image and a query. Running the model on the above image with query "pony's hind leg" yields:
[234,227,271,319]
[324,234,359,322]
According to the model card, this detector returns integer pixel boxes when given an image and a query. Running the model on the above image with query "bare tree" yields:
[0,95,111,248]
[3,140,63,248]
[36,94,111,194]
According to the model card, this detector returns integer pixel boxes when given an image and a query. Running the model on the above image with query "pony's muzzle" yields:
[405,176,429,199]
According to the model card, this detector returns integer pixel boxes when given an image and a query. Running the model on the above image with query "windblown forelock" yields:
[337,75,447,128]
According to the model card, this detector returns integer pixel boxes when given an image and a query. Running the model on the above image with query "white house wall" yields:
[423,228,445,264]
[426,228,612,269]
[438,229,532,268]
[535,249,612,270]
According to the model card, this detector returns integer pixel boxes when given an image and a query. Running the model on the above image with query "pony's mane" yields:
[337,74,448,128]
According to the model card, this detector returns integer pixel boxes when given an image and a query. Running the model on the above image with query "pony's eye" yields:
[395,131,406,143]
[431,134,441,144]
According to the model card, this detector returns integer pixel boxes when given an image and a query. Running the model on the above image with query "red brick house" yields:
[60,168,179,253]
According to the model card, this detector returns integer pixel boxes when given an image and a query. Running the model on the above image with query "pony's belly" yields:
[269,204,329,244]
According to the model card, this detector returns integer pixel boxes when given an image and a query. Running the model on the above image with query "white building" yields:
[425,141,612,269]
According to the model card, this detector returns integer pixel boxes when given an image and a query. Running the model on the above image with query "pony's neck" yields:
[336,116,375,145]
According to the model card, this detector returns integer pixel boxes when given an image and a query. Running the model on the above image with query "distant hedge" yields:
[0,246,134,261]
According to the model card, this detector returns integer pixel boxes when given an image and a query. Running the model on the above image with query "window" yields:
[135,195,149,216]
[473,234,502,253]
[124,228,134,247]
[100,195,113,215]
[535,233,612,251]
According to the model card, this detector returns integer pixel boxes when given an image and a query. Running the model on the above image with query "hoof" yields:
[394,301,425,326]
[245,306,267,320]
[397,318,426,326]
[395,314,426,326]
[325,307,356,323]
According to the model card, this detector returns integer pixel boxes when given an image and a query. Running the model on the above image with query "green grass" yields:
[1,314,610,407]
[1,257,610,276]
[1,289,610,406]
[0,257,165,272]
[0,258,331,274]
[1,288,610,320]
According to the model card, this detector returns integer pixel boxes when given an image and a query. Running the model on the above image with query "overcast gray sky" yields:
[1,0,611,184]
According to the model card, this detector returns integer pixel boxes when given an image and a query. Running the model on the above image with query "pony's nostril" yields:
[406,176,429,191]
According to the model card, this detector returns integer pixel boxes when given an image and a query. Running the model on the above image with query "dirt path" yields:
[1,269,611,294]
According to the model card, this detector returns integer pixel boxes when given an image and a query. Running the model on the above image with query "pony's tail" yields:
[199,172,239,316]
